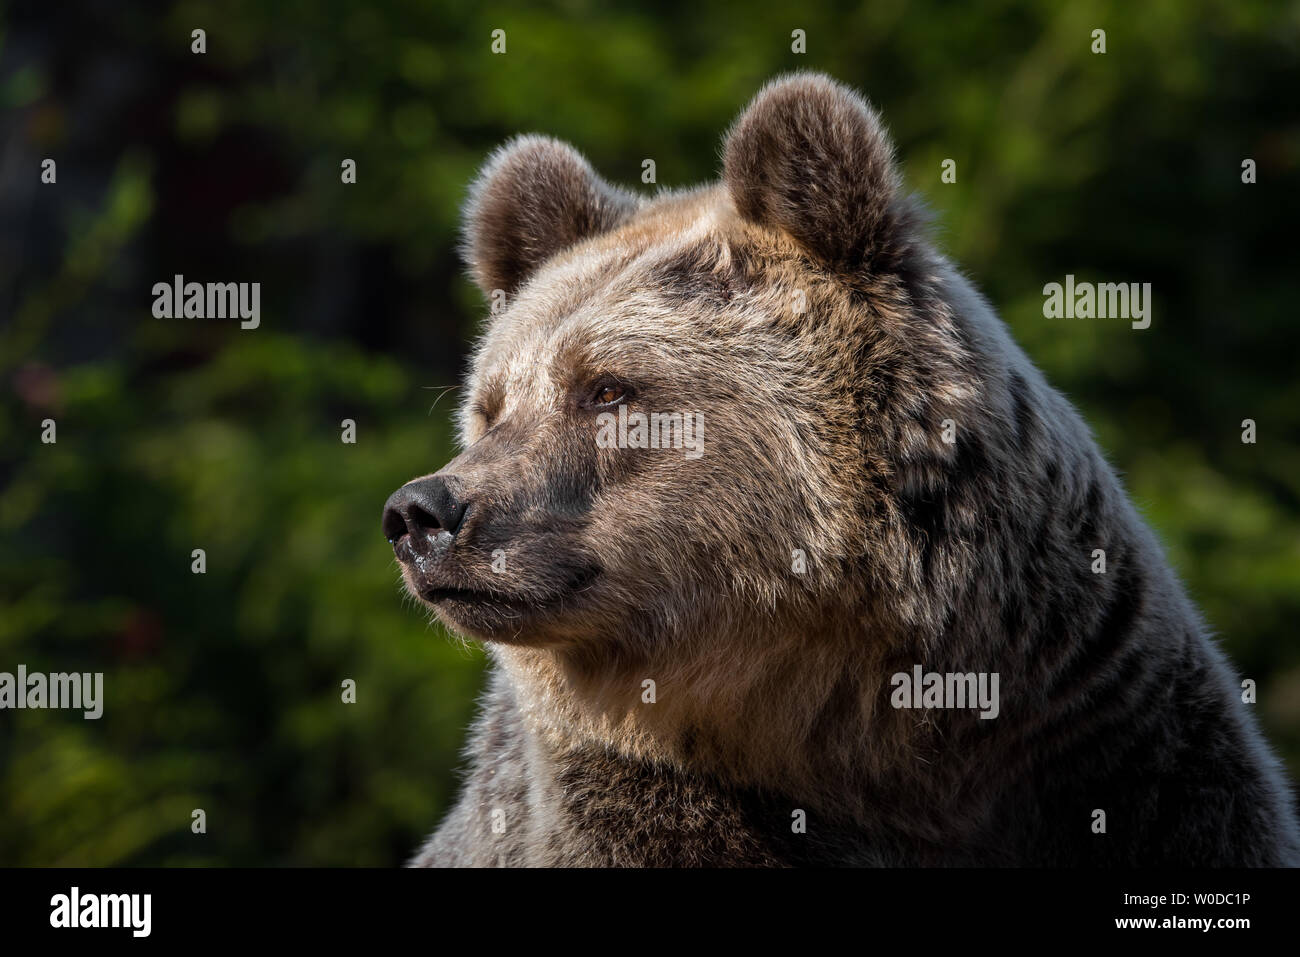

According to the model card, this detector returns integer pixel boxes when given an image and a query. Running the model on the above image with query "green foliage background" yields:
[1,0,1298,864]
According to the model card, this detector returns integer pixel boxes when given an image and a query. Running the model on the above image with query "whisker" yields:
[422,384,461,415]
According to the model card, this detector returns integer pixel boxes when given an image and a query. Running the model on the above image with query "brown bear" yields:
[382,73,1300,866]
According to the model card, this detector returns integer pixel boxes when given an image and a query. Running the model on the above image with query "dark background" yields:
[1,0,1298,865]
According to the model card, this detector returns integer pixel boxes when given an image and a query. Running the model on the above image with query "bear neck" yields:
[490,614,972,828]
[488,483,1186,837]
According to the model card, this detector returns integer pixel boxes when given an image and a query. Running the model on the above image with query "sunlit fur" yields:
[404,74,1300,866]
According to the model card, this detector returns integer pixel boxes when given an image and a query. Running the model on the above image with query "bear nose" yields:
[382,476,470,547]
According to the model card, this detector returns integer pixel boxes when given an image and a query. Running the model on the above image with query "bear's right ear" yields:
[461,135,642,297]
[723,73,903,271]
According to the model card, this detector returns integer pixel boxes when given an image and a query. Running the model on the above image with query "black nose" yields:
[382,476,470,546]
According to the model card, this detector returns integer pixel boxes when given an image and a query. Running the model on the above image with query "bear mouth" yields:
[418,585,515,606]
[416,568,600,613]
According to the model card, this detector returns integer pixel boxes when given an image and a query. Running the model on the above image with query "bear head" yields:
[383,74,1039,730]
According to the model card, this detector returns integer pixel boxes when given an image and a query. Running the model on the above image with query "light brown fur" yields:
[385,74,1300,866]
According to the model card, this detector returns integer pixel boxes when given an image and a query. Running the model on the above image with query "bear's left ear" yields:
[461,135,642,297]
[723,73,902,271]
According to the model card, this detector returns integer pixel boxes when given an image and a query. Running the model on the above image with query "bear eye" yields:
[586,379,631,408]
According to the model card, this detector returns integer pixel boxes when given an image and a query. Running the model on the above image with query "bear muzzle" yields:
[383,474,508,613]
[382,466,603,641]
[382,475,468,569]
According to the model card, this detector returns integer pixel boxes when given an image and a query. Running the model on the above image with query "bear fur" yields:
[389,73,1300,866]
